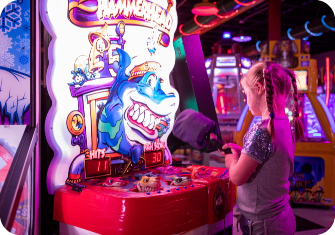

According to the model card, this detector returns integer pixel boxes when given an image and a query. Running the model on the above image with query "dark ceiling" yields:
[175,0,335,57]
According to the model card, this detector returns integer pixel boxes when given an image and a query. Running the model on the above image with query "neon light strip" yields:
[321,15,335,31]
[234,0,257,6]
[215,10,239,19]
[236,104,249,132]
[287,28,296,40]
[326,57,330,106]
[316,96,335,133]
[303,37,309,40]
[256,40,261,52]
[194,15,217,28]
[304,21,323,36]
[179,24,193,36]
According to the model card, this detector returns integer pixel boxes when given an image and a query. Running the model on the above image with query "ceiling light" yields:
[232,35,252,42]
[192,0,219,16]
[223,31,231,38]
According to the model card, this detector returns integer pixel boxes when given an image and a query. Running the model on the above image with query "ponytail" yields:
[286,69,306,141]
[263,65,275,139]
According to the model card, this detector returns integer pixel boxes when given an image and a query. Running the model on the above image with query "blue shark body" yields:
[97,48,176,164]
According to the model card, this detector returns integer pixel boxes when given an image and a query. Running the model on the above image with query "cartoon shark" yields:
[97,48,177,164]
[65,49,177,184]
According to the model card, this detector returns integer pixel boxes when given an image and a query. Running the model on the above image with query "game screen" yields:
[294,70,308,91]
[318,93,335,124]
[212,68,240,115]
[286,94,328,142]
[216,56,236,67]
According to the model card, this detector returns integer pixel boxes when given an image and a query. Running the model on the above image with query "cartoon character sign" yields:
[272,38,298,68]
[43,0,179,194]
[98,49,176,164]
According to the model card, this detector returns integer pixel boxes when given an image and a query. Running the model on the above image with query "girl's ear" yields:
[255,82,265,95]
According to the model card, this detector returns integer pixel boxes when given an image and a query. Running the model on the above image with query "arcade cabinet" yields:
[204,42,251,167]
[41,1,235,234]
[235,38,335,206]
[206,43,251,144]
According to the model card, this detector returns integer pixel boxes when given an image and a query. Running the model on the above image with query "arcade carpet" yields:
[233,204,335,235]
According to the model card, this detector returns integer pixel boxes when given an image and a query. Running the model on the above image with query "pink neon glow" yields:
[179,24,192,36]
[178,24,201,36]
[194,15,217,28]
[234,0,257,6]
[326,57,330,106]
[192,6,219,16]
[215,10,239,19]
[220,95,225,114]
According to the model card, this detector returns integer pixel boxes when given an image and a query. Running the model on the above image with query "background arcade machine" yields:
[42,1,235,234]
[234,38,335,206]
[206,42,251,143]
[204,41,251,167]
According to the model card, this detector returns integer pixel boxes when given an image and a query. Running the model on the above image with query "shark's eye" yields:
[146,74,157,89]
[108,179,113,183]
[144,178,149,183]
[176,178,182,183]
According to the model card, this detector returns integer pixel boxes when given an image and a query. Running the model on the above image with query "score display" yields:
[144,149,164,168]
[84,157,111,179]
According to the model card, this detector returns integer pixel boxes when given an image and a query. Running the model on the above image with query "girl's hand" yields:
[221,143,242,156]
[220,148,239,170]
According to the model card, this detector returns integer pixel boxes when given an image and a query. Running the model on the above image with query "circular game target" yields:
[66,111,85,136]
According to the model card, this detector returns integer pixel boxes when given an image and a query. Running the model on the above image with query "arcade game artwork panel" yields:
[235,38,335,206]
[41,0,235,234]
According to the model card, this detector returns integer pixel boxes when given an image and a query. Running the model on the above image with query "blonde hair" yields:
[241,61,305,141]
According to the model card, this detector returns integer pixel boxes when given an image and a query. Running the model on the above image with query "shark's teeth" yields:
[143,110,151,127]
[148,116,155,129]
[134,103,139,111]
[139,106,145,115]
[132,109,140,120]
[154,118,161,127]
[129,108,135,117]
[137,112,145,123]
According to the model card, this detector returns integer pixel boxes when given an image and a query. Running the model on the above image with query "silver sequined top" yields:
[242,119,273,163]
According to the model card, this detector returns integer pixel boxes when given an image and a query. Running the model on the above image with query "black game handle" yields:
[207,139,233,154]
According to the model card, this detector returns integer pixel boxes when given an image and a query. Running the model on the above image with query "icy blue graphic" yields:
[0,67,30,124]
[0,3,22,33]
[19,55,28,64]
[0,0,30,124]
[22,24,29,32]
[14,33,30,55]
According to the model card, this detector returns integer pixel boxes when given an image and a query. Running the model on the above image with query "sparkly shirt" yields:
[237,117,295,220]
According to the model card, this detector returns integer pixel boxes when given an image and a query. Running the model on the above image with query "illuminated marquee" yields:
[42,0,179,194]
[68,0,173,35]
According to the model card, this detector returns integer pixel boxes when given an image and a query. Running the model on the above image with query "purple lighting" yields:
[241,57,251,68]
[223,32,231,38]
[232,35,252,42]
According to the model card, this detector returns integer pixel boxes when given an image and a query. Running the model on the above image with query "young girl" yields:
[220,61,305,235]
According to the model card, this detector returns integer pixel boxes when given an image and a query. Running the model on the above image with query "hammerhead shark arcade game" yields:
[42,0,235,234]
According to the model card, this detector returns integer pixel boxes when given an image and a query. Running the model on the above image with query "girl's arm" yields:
[222,149,259,186]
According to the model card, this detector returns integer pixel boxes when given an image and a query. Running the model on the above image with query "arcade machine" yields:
[205,42,251,167]
[41,1,235,234]
[234,38,335,206]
